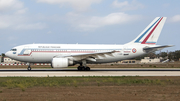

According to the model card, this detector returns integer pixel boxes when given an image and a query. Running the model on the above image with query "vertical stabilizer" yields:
[126,17,166,45]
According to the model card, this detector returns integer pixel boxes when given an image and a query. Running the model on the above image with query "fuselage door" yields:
[23,50,31,55]
[23,46,31,55]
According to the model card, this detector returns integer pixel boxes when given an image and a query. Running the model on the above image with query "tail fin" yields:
[127,17,167,45]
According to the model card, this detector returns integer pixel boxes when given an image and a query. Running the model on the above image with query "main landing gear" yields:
[77,60,90,71]
[77,66,90,71]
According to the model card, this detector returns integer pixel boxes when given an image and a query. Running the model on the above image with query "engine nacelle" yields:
[51,58,73,68]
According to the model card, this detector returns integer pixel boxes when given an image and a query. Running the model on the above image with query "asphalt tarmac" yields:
[0,68,180,77]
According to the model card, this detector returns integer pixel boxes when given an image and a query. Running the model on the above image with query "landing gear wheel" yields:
[81,67,85,71]
[77,66,82,71]
[86,67,90,71]
[77,66,91,71]
[27,67,31,71]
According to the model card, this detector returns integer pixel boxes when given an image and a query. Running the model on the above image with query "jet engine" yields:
[51,58,74,68]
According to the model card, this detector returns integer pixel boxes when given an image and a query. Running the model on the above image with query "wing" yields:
[143,45,173,53]
[54,50,118,62]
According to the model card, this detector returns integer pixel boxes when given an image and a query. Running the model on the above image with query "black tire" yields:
[77,66,82,71]
[86,67,90,71]
[81,67,85,71]
[27,67,31,71]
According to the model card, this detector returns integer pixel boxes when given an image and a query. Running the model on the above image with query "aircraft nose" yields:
[5,51,11,57]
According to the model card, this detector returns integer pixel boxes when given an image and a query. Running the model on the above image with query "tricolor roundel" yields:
[132,48,137,53]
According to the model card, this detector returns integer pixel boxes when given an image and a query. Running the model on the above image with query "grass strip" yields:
[0,76,179,91]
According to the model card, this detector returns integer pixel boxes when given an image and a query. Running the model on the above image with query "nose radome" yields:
[5,51,10,57]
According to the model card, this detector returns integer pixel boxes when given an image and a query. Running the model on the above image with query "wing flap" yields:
[66,50,118,61]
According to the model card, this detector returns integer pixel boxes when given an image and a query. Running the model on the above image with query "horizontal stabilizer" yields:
[143,45,173,53]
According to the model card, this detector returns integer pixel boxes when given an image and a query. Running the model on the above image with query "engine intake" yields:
[51,58,73,68]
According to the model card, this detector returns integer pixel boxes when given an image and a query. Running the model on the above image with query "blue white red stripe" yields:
[135,17,163,44]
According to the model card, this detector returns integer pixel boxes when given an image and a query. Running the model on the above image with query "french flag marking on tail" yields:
[127,17,167,45]
[141,17,163,44]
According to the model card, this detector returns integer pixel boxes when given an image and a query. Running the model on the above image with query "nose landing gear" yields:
[27,66,31,71]
[27,63,31,71]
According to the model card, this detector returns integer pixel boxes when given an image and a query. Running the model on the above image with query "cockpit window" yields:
[10,49,17,51]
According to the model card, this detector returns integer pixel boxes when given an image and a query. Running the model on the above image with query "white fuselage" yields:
[5,44,147,64]
[4,17,170,70]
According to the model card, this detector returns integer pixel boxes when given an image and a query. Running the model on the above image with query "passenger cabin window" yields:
[10,49,17,51]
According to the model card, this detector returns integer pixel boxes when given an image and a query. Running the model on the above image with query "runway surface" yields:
[0,68,180,77]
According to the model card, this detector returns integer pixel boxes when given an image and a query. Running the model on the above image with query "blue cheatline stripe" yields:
[145,42,156,43]
[136,42,156,43]
[135,17,162,43]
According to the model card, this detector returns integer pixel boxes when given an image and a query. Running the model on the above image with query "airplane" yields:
[5,17,172,71]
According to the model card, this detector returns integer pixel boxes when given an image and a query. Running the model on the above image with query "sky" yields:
[0,0,180,53]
